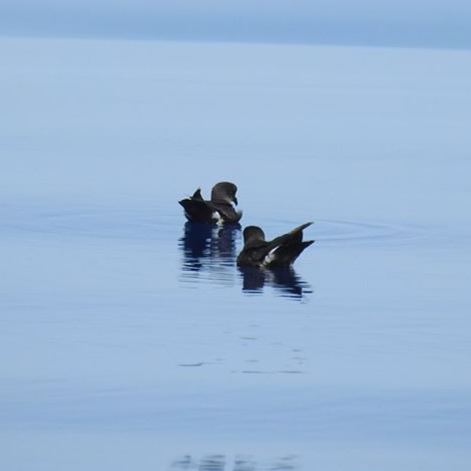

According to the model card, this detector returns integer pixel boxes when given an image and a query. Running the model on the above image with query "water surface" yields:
[1,38,471,470]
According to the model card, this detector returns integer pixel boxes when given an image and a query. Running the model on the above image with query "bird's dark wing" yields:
[179,198,215,222]
[263,222,314,266]
[191,188,204,200]
[265,240,314,267]
[266,222,313,251]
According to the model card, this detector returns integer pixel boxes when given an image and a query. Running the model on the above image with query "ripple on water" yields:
[0,203,176,242]
[314,218,428,246]
[3,202,426,247]
[2,203,428,301]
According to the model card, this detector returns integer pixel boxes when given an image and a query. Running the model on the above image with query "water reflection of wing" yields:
[238,266,266,292]
[269,266,312,298]
[238,265,312,299]
[179,222,241,274]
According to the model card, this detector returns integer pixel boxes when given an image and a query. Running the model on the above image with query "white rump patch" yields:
[213,212,224,225]
[262,246,279,266]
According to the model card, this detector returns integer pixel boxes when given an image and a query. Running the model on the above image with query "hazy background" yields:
[1,0,470,48]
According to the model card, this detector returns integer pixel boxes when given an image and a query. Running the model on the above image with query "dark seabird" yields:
[179,182,242,223]
[237,222,314,267]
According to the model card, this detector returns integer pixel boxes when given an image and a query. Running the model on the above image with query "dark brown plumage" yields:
[179,182,242,223]
[237,222,314,267]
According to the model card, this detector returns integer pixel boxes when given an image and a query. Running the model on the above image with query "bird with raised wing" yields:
[237,222,314,267]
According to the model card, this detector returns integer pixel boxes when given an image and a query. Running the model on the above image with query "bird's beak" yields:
[233,197,238,206]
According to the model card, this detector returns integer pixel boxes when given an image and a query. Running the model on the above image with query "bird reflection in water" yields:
[179,222,312,298]
[170,453,298,470]
[179,222,241,283]
[238,265,312,299]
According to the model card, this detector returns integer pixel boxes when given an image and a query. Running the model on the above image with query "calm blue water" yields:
[1,38,471,470]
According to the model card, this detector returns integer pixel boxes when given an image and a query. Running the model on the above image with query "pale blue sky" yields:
[1,0,470,48]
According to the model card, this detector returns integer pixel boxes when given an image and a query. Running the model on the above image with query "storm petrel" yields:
[237,222,314,267]
[179,181,242,223]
